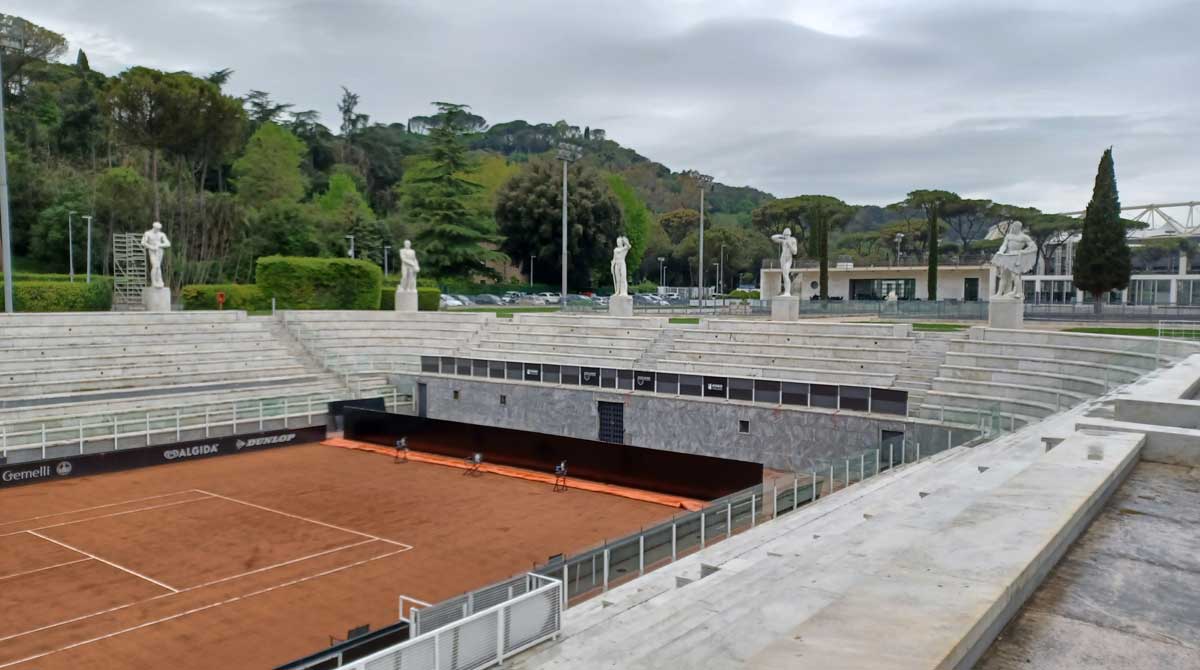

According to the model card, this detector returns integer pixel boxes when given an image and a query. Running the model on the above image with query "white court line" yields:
[25,531,179,594]
[0,494,214,539]
[0,558,90,582]
[193,489,413,549]
[0,544,411,669]
[0,538,408,644]
[0,490,199,528]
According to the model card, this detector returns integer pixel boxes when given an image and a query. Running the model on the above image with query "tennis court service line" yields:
[0,493,214,539]
[25,530,179,593]
[0,490,200,528]
[0,557,90,582]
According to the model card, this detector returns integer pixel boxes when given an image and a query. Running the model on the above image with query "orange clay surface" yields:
[0,442,674,670]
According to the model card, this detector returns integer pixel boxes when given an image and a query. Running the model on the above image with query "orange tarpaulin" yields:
[323,438,705,511]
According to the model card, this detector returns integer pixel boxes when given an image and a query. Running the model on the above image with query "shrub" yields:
[1,278,113,311]
[380,288,395,311]
[631,280,657,295]
[728,289,760,300]
[255,256,382,310]
[418,287,440,310]
[180,284,270,311]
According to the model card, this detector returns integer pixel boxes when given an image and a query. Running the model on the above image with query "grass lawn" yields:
[669,317,700,324]
[1064,326,1196,338]
[912,322,972,332]
[455,306,560,318]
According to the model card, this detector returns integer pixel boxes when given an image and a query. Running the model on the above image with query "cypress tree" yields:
[1073,148,1130,313]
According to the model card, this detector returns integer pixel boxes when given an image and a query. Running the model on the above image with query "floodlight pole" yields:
[383,245,391,276]
[689,172,713,307]
[0,33,16,312]
[557,144,581,310]
[68,211,76,281]
[83,215,93,283]
[530,254,536,287]
[345,235,355,259]
[658,257,666,288]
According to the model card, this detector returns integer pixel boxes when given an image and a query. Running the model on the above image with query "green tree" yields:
[891,189,960,300]
[494,158,623,289]
[0,14,67,84]
[1073,148,1131,313]
[752,196,852,301]
[231,122,309,208]
[606,174,651,280]
[402,102,506,279]
[658,208,701,245]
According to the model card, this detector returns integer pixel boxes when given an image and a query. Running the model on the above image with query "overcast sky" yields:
[11,0,1199,211]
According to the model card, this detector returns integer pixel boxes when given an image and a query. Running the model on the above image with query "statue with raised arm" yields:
[611,236,630,297]
[140,222,171,289]
[399,240,419,292]
[991,221,1037,299]
[770,228,799,297]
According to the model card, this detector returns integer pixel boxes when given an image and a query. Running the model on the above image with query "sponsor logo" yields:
[582,372,597,382]
[56,461,73,476]
[707,383,724,391]
[525,368,538,377]
[1,464,53,482]
[163,444,220,461]
[236,433,296,450]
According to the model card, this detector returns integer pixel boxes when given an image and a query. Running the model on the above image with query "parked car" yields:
[536,292,561,303]
[593,296,609,306]
[453,294,474,306]
[440,294,464,307]
[519,294,548,305]
[565,294,593,304]
[501,291,524,304]
[633,294,660,305]
[472,293,503,305]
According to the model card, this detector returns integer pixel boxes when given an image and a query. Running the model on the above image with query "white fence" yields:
[0,384,408,463]
[341,574,562,670]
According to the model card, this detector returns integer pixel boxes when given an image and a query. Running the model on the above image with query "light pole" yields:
[345,235,355,259]
[67,211,76,281]
[719,243,726,294]
[83,215,93,283]
[658,257,666,288]
[529,254,536,287]
[383,245,391,276]
[557,143,582,310]
[686,171,713,306]
[0,26,20,313]
[894,233,904,266]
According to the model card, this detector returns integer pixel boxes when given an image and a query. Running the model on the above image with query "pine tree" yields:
[404,102,505,279]
[1073,148,1130,313]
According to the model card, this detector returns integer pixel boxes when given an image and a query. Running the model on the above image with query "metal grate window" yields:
[598,401,624,444]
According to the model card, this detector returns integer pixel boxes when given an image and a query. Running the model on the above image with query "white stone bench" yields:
[923,389,1056,419]
[477,332,655,348]
[654,358,895,387]
[942,351,1143,385]
[667,339,911,363]
[282,310,493,323]
[0,364,311,399]
[930,377,1089,409]
[936,364,1108,396]
[700,319,912,337]
[664,349,903,374]
[677,329,915,350]
[949,340,1159,371]
[971,326,1200,360]
[0,344,291,373]
[487,323,664,339]
[0,311,245,327]
[511,313,668,329]
[472,339,647,358]
[458,347,640,368]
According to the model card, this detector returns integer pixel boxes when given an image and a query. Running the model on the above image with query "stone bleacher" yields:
[452,313,666,369]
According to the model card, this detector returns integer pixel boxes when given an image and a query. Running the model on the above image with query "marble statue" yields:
[611,236,630,297]
[770,228,799,297]
[991,221,1037,298]
[398,240,419,292]
[140,222,171,289]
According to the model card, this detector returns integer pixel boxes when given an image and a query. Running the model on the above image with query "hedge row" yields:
[380,286,441,311]
[0,278,113,311]
[180,284,270,311]
[256,256,382,310]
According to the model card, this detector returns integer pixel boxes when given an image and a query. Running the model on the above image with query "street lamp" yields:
[383,245,391,276]
[529,254,536,287]
[67,211,76,281]
[684,171,713,306]
[345,235,355,259]
[0,25,22,313]
[83,215,93,283]
[556,143,582,310]
[894,233,904,266]
[657,257,666,287]
[719,243,726,295]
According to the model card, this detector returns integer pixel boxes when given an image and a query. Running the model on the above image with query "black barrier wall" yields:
[0,426,326,489]
[344,408,761,500]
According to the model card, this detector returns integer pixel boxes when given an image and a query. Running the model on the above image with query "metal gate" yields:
[597,401,624,444]
[112,233,146,310]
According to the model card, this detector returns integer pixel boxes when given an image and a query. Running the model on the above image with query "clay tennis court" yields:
[0,442,675,670]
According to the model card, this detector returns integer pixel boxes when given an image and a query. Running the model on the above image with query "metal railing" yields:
[342,574,562,670]
[0,384,408,464]
[531,443,944,604]
[1025,303,1200,321]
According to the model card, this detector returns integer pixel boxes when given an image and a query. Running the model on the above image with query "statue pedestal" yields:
[608,295,633,317]
[988,296,1023,329]
[395,289,418,313]
[142,287,171,312]
[770,295,799,321]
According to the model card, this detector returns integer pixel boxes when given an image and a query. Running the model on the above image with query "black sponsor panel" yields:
[617,369,633,390]
[656,372,679,394]
[420,356,439,373]
[523,364,542,383]
[840,386,870,412]
[439,357,456,374]
[781,382,809,406]
[343,408,760,501]
[728,377,753,401]
[600,369,617,389]
[634,371,656,392]
[580,367,601,387]
[870,388,908,416]
[0,426,326,489]
[754,379,781,404]
[703,376,727,399]
[276,621,411,670]
[328,397,386,422]
[505,362,523,380]
[679,375,702,397]
[542,364,560,384]
[811,384,839,408]
[561,366,580,385]
[455,358,472,376]
[472,359,489,377]
[488,360,505,379]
